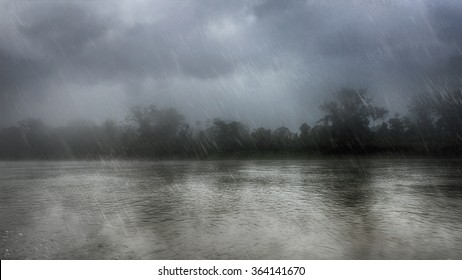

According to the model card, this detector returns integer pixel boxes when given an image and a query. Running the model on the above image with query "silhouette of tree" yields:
[434,89,462,152]
[299,123,312,151]
[409,94,437,141]
[0,126,29,158]
[208,119,250,154]
[251,127,272,152]
[319,88,382,152]
[369,106,389,127]
[2,87,462,159]
[127,106,186,157]
[272,126,293,152]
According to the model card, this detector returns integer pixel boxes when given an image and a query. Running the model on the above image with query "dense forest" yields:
[1,88,461,159]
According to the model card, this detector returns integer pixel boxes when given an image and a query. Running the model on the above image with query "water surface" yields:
[1,159,462,259]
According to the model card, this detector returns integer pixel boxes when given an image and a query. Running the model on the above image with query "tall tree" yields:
[434,89,462,150]
[319,88,378,152]
[127,106,185,156]
[251,127,272,151]
[298,123,312,151]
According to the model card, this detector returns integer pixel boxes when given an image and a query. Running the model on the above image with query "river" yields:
[1,158,461,259]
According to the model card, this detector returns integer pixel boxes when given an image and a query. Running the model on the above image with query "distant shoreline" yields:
[1,152,461,162]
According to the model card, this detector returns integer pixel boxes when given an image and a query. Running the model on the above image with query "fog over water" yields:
[1,0,462,129]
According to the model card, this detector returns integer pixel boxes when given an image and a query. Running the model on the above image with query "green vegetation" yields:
[1,88,461,159]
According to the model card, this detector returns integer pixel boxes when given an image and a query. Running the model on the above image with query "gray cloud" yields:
[430,1,462,45]
[428,1,462,83]
[18,3,110,58]
[0,50,52,124]
[1,0,462,129]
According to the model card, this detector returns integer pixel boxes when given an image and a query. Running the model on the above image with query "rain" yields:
[1,0,462,260]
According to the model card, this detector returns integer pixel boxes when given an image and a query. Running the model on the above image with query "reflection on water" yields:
[1,159,462,259]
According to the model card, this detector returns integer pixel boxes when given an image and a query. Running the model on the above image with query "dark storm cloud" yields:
[447,55,462,76]
[253,0,295,17]
[16,1,239,81]
[428,1,462,79]
[0,2,112,125]
[1,0,462,129]
[18,3,111,58]
[318,27,381,57]
[430,1,462,45]
[178,50,234,79]
[0,49,52,125]
[0,51,48,93]
[252,0,321,51]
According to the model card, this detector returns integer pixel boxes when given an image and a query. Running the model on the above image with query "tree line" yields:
[1,88,461,159]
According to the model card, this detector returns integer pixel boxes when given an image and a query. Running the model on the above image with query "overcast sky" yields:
[1,0,461,130]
